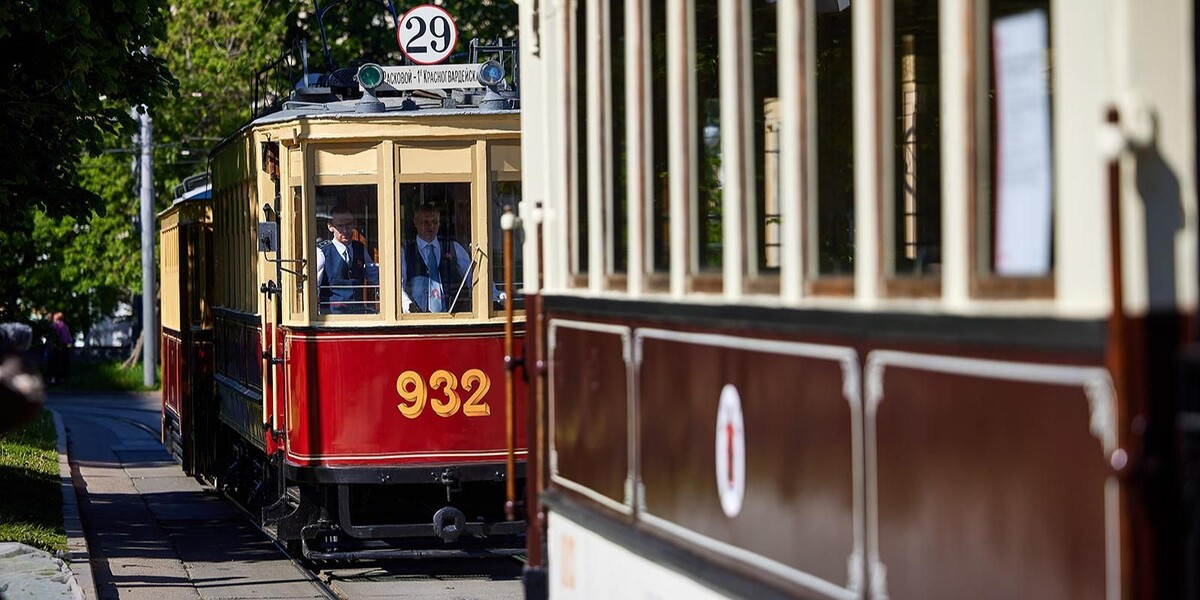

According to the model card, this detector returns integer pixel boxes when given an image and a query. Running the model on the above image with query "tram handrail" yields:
[501,206,520,521]
[450,243,481,314]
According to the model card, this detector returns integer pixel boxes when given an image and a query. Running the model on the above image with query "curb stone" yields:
[51,409,96,600]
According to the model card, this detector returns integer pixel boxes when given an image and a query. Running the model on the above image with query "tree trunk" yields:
[122,330,143,370]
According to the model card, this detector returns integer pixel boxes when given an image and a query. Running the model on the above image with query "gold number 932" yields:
[396,369,492,419]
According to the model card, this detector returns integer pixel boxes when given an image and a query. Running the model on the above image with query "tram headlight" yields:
[357,63,385,91]
[477,60,505,88]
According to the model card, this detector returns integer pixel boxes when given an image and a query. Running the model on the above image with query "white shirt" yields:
[316,238,380,290]
[402,238,474,312]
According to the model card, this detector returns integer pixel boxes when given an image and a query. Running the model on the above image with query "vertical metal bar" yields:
[1105,106,1138,600]
[140,98,157,388]
[502,206,517,521]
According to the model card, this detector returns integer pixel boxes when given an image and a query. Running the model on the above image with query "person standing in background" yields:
[48,312,71,384]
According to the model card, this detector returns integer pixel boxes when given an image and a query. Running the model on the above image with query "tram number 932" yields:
[395,369,492,419]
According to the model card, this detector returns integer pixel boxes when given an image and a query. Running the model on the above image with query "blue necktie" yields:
[426,244,443,312]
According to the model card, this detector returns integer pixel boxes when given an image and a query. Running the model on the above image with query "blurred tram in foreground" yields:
[160,41,527,558]
[516,0,1200,598]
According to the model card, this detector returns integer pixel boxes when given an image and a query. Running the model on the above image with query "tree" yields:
[21,149,144,336]
[0,0,176,220]
[6,0,520,333]
[0,0,176,322]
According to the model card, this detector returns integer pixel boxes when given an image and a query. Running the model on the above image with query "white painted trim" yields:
[852,0,879,304]
[636,328,857,364]
[939,0,969,308]
[626,0,646,296]
[672,0,696,294]
[587,0,606,292]
[552,473,636,516]
[720,0,746,297]
[778,0,804,303]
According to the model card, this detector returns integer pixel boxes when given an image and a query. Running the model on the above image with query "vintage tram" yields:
[159,48,527,558]
[515,0,1199,598]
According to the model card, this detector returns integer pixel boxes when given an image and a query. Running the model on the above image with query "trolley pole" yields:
[139,106,157,387]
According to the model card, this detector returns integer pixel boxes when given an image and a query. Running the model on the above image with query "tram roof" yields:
[249,95,519,128]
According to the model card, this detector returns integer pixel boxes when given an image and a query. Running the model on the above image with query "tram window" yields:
[648,0,670,280]
[749,0,781,286]
[609,0,629,278]
[572,2,589,283]
[694,0,723,281]
[491,181,524,310]
[399,183,478,315]
[976,0,1054,292]
[312,185,380,315]
[812,2,855,282]
[889,0,942,283]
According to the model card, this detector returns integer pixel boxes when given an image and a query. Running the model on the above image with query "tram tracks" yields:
[57,402,523,597]
[216,478,524,598]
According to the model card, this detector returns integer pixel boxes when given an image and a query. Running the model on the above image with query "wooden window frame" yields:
[879,0,942,299]
[966,0,1055,300]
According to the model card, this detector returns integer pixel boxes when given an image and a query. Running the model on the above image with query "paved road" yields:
[51,392,328,600]
[49,391,523,600]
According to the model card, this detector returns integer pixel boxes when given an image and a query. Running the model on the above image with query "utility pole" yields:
[139,106,157,387]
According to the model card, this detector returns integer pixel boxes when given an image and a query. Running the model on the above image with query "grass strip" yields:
[0,411,66,553]
[55,359,159,392]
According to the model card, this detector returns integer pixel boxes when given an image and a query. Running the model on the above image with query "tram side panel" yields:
[544,312,858,599]
[868,352,1111,599]
[540,306,1113,599]
[283,330,527,466]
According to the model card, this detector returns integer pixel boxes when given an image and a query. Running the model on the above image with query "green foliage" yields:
[4,0,519,333]
[0,0,175,322]
[298,0,519,70]
[0,0,177,221]
[155,0,290,167]
[5,148,141,332]
[0,412,66,554]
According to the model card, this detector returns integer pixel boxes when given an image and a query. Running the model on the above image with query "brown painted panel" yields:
[551,324,629,506]
[875,365,1108,599]
[639,335,855,586]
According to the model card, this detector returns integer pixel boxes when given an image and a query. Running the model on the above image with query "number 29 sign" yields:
[398,5,458,65]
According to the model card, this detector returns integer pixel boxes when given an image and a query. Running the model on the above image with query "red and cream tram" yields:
[160,49,527,558]
[515,0,1200,598]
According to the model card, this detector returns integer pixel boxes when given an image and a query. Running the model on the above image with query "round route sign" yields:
[397,5,458,65]
[715,384,746,518]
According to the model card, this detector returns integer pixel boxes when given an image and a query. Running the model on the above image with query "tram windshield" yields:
[314,185,381,315]
[400,183,477,314]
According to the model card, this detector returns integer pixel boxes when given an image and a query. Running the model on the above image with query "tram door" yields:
[259,141,287,446]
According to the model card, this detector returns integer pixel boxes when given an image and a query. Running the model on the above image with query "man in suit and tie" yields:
[401,203,474,313]
[316,204,380,314]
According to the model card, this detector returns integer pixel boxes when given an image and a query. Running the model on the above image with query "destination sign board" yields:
[364,64,483,92]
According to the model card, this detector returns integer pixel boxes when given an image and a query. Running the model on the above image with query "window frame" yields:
[305,142,389,323]
[967,0,1056,299]
[880,0,943,299]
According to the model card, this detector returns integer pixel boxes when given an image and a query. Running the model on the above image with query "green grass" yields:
[56,359,160,392]
[0,411,66,553]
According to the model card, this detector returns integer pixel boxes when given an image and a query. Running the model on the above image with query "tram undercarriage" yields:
[188,420,526,561]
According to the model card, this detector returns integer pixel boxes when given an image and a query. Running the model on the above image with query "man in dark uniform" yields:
[401,203,472,313]
[316,205,379,314]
